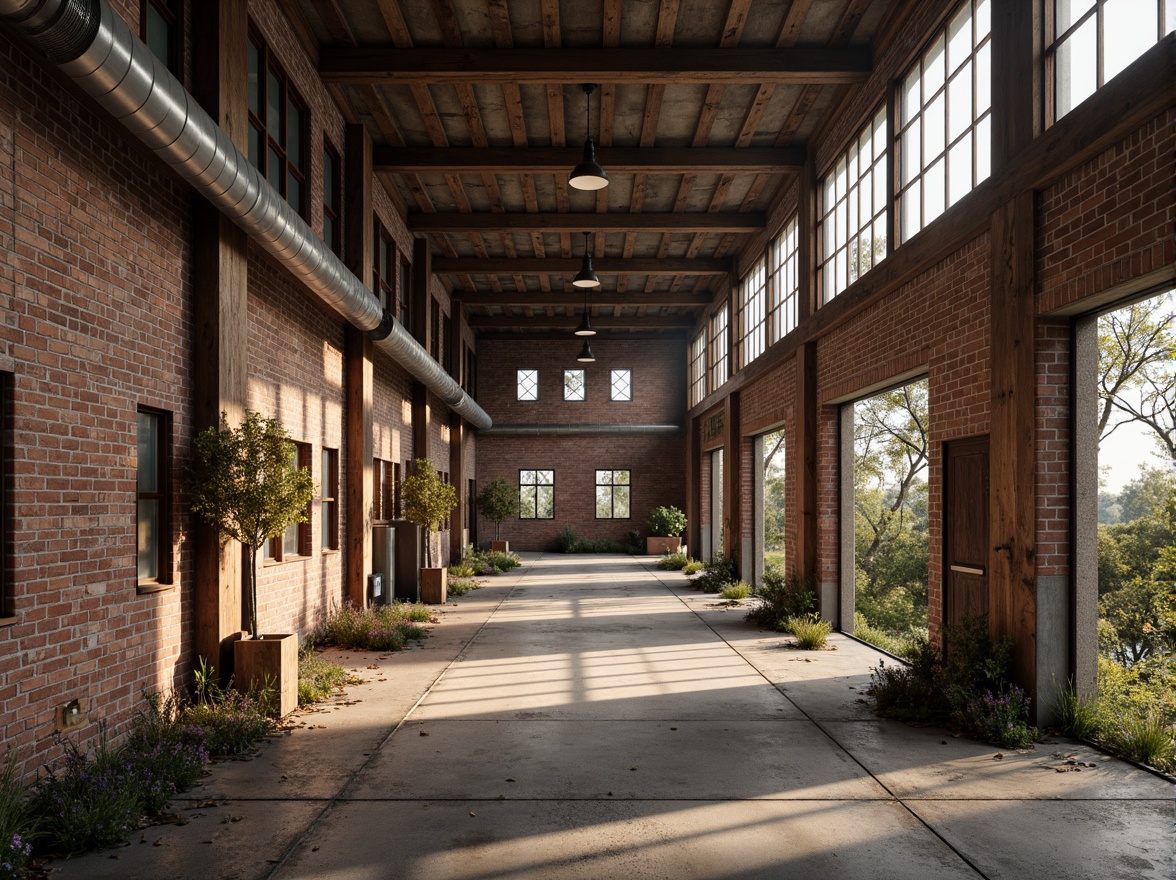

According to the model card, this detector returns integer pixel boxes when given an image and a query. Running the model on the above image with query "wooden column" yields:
[344,124,374,607]
[685,416,699,556]
[192,0,248,675]
[722,391,741,569]
[989,190,1037,694]
[449,413,464,562]
[991,0,1039,174]
[793,342,818,582]
[410,238,432,461]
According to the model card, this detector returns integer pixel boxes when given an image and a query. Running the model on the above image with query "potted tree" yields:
[646,505,687,556]
[186,411,316,717]
[476,477,520,552]
[400,458,459,604]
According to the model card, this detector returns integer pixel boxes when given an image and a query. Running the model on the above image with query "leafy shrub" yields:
[314,601,432,652]
[1116,712,1173,769]
[853,611,920,659]
[481,550,521,572]
[647,505,687,538]
[124,693,209,812]
[719,582,752,600]
[447,577,481,596]
[657,551,690,571]
[0,755,35,879]
[746,568,815,628]
[461,547,521,574]
[788,616,832,649]
[297,645,356,706]
[29,733,144,855]
[689,554,738,593]
[553,526,628,553]
[448,560,477,578]
[682,560,705,575]
[181,689,273,757]
[956,686,1037,749]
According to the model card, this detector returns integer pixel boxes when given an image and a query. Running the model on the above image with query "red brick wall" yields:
[739,359,797,574]
[1035,321,1072,578]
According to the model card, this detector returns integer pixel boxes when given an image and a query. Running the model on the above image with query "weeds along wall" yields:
[0,0,451,781]
[474,336,687,551]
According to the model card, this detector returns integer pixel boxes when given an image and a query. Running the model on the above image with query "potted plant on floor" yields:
[401,458,459,604]
[186,411,316,717]
[476,477,521,552]
[646,505,687,556]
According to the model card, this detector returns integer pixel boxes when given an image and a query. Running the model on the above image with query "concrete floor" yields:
[55,554,1175,879]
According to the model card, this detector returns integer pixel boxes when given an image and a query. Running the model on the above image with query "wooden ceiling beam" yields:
[374,146,804,174]
[459,290,713,306]
[319,47,872,84]
[468,314,697,329]
[432,257,731,276]
[408,213,765,233]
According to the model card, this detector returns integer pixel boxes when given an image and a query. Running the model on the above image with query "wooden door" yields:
[944,435,989,627]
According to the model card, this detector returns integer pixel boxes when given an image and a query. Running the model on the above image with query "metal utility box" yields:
[371,525,395,605]
[392,520,421,601]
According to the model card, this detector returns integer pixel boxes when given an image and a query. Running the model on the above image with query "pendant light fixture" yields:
[569,84,609,191]
[572,231,600,289]
[576,338,596,362]
[574,284,596,337]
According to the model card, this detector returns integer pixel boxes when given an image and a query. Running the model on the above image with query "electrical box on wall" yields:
[56,697,87,732]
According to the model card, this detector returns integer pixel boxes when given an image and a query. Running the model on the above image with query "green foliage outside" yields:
[853,611,918,659]
[186,411,316,638]
[457,547,521,574]
[0,755,35,878]
[647,505,687,538]
[401,458,459,568]
[657,550,691,570]
[852,381,930,648]
[682,560,705,574]
[554,525,638,554]
[475,478,520,542]
[719,581,752,600]
[688,554,738,593]
[870,617,1037,749]
[746,564,816,629]
[787,616,832,649]
[446,577,480,596]
[760,431,787,568]
[313,601,432,652]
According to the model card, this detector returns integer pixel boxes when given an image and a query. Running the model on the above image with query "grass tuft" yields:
[787,616,832,649]
[719,581,752,600]
[313,601,433,652]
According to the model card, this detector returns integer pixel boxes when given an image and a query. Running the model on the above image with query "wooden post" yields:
[449,412,465,562]
[191,0,248,675]
[989,190,1037,694]
[343,124,374,608]
[722,391,741,569]
[410,238,432,461]
[685,416,699,555]
[991,0,1040,175]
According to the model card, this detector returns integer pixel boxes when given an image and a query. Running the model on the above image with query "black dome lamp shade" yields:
[569,84,609,191]
[572,231,600,289]
[576,338,596,362]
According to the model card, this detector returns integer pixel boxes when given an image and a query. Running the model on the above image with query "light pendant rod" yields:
[572,230,600,289]
[568,83,609,191]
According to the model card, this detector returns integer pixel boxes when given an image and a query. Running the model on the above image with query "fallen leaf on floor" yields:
[994,753,1004,760]
[497,794,505,800]
[377,678,387,682]
[670,727,677,731]
[506,778,515,782]
[469,812,476,817]
[109,854,119,859]
[153,838,163,847]
[312,846,320,852]
[366,664,379,669]
[202,840,213,845]
[630,766,638,771]
[420,731,429,737]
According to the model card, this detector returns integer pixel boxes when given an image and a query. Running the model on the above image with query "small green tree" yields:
[476,478,520,542]
[648,505,687,538]
[401,458,459,568]
[186,412,316,638]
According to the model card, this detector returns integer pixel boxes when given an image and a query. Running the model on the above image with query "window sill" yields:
[0,615,15,627]
[321,548,340,556]
[264,555,311,567]
[136,582,174,596]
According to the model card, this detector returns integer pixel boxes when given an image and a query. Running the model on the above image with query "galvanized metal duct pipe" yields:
[0,0,492,430]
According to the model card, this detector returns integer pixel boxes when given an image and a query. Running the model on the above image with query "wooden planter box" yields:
[234,633,298,718]
[646,536,683,555]
[490,540,510,552]
[420,567,447,604]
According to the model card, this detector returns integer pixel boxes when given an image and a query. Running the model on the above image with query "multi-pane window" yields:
[137,409,171,584]
[441,313,453,374]
[462,345,477,397]
[818,107,888,304]
[267,441,311,560]
[399,258,412,334]
[519,470,554,519]
[321,448,338,551]
[0,374,9,617]
[247,33,307,215]
[517,369,539,401]
[564,370,585,401]
[738,257,767,368]
[429,299,441,362]
[709,305,729,391]
[374,224,395,312]
[610,369,632,402]
[898,0,992,244]
[322,142,340,256]
[768,217,799,344]
[141,0,181,73]
[373,458,395,523]
[1048,0,1174,122]
[595,470,631,519]
[689,332,708,407]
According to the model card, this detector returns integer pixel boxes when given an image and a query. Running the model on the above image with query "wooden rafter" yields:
[468,314,697,329]
[431,257,731,276]
[372,146,804,174]
[408,213,765,233]
[458,290,714,307]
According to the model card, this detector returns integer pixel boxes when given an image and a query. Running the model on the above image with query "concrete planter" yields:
[420,567,448,604]
[646,536,683,555]
[234,633,298,717]
[490,540,510,552]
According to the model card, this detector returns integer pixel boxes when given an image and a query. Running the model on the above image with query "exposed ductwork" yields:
[0,0,492,430]
[481,424,683,436]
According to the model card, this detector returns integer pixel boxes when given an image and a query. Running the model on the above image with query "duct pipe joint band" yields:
[367,311,395,342]
[5,0,102,63]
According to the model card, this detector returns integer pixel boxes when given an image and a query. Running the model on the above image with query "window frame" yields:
[398,255,412,334]
[0,373,9,620]
[609,369,632,402]
[517,369,539,401]
[896,0,992,245]
[518,469,555,520]
[709,304,729,392]
[689,331,708,407]
[373,222,395,313]
[322,139,341,257]
[140,0,184,75]
[136,407,173,590]
[321,447,339,552]
[817,106,889,305]
[266,440,312,562]
[738,257,768,369]
[768,216,800,344]
[563,369,585,401]
[247,29,308,217]
[594,469,632,520]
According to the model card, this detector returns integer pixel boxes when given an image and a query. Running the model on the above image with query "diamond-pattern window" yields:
[517,369,538,401]
[595,470,631,519]
[564,370,585,401]
[610,369,631,402]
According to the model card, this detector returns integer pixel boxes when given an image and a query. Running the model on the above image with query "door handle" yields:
[950,564,985,576]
